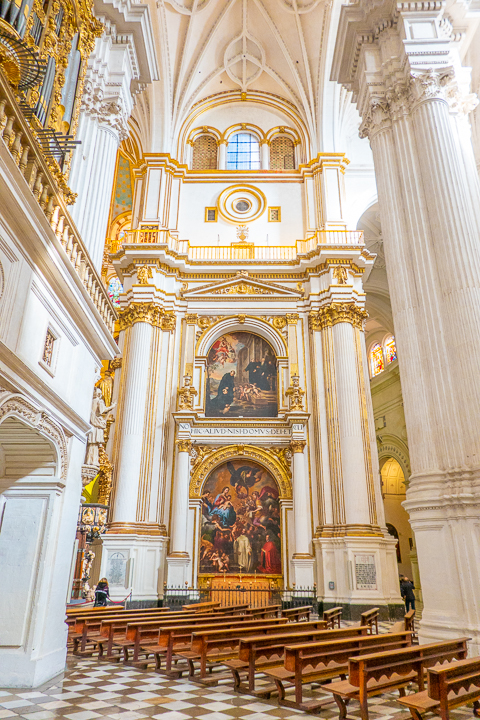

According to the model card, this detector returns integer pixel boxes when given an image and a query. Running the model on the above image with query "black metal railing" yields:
[162,585,319,613]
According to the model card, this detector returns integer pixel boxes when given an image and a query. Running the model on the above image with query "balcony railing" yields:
[0,72,117,333]
[122,227,364,263]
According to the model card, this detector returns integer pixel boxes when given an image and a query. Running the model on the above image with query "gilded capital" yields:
[118,303,176,332]
[286,313,299,325]
[176,439,192,453]
[309,303,368,331]
[290,440,306,454]
[185,313,198,325]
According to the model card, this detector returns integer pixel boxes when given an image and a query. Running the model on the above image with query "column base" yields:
[166,553,191,589]
[100,532,169,602]
[314,532,402,607]
[291,555,315,587]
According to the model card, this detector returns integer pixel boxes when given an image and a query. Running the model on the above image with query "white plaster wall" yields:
[188,102,295,138]
[178,181,304,245]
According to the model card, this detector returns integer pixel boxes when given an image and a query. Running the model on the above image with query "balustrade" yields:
[0,74,116,333]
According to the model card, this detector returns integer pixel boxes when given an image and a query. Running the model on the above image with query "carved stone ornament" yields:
[81,464,98,488]
[290,439,306,454]
[270,446,292,477]
[136,265,153,285]
[118,303,176,332]
[80,82,130,141]
[212,283,273,295]
[176,438,193,453]
[190,444,216,470]
[85,388,116,467]
[333,266,348,285]
[309,303,368,331]
[0,393,68,480]
[285,375,305,411]
[198,316,219,331]
[177,375,198,411]
[286,313,299,325]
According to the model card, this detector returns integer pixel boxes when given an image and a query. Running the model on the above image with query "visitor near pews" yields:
[400,576,415,613]
[94,578,110,607]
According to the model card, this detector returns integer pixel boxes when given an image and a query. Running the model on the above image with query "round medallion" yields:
[217,185,266,224]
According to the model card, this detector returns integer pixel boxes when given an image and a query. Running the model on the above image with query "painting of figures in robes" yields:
[199,460,283,576]
[205,332,277,417]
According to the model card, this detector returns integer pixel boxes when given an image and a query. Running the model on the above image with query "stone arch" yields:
[0,393,68,494]
[189,444,292,500]
[377,434,411,483]
[196,315,288,359]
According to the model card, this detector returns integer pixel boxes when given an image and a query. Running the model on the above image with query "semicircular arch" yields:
[196,316,288,358]
[189,444,292,500]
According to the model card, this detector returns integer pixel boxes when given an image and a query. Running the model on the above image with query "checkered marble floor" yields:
[0,629,474,720]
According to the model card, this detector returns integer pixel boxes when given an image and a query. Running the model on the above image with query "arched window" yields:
[270,136,295,170]
[226,133,260,170]
[192,135,218,170]
[385,335,397,364]
[107,277,123,307]
[370,343,384,377]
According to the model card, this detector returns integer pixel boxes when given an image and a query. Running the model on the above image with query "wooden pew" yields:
[227,625,369,695]
[398,656,480,720]
[323,607,343,629]
[74,609,219,653]
[176,620,328,681]
[360,608,379,634]
[121,614,288,665]
[281,606,312,622]
[148,617,293,673]
[273,631,412,710]
[182,601,220,612]
[244,605,280,618]
[322,637,469,720]
[211,604,250,614]
[390,609,417,642]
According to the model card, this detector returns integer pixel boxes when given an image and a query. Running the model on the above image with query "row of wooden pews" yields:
[67,602,480,720]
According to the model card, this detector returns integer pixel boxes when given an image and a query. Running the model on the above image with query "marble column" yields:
[332,0,480,648]
[166,439,192,587]
[218,141,227,170]
[290,440,315,587]
[261,140,270,170]
[69,121,120,270]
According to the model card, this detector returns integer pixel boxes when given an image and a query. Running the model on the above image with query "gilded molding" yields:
[118,303,176,332]
[309,303,368,331]
[189,444,293,499]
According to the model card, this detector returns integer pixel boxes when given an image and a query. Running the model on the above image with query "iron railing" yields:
[162,585,319,613]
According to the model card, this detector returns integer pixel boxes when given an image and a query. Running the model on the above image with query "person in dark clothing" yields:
[245,360,261,384]
[211,370,235,413]
[94,578,110,606]
[400,576,416,612]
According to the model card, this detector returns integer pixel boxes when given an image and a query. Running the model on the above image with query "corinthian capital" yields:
[309,303,368,331]
[118,303,176,332]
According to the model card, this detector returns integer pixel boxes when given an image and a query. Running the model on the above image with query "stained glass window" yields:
[370,343,384,377]
[385,335,397,364]
[226,133,261,170]
[107,277,123,307]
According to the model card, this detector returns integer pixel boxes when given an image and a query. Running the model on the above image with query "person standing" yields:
[400,576,416,612]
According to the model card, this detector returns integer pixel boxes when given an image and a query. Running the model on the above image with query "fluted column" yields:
[332,0,480,647]
[311,302,400,611]
[290,441,310,557]
[110,320,154,527]
[167,439,192,587]
[70,122,119,270]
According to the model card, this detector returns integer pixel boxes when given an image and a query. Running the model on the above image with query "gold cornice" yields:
[118,303,176,332]
[309,303,368,331]
[107,521,168,536]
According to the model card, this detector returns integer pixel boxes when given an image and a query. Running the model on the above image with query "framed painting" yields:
[205,332,277,417]
[199,459,282,576]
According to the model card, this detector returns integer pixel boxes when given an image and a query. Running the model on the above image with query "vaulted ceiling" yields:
[133,0,338,155]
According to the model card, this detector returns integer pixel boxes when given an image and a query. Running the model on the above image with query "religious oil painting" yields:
[205,332,277,417]
[199,460,282,576]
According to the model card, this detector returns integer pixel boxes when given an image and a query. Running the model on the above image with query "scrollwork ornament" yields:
[190,444,216,470]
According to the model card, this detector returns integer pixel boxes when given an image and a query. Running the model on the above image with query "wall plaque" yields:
[354,554,377,590]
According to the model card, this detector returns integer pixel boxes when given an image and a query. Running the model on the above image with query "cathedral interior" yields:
[1,0,480,712]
